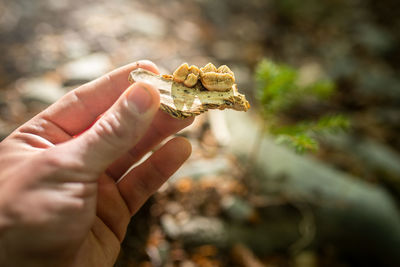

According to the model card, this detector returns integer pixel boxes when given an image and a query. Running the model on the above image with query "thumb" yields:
[72,81,160,171]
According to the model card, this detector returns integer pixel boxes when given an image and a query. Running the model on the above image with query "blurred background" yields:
[1,0,400,266]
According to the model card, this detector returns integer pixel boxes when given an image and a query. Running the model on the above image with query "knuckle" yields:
[94,113,127,145]
[42,151,68,169]
[120,96,142,121]
[134,175,155,196]
[135,160,166,195]
[41,149,86,174]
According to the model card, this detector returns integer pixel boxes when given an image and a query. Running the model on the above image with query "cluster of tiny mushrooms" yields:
[172,62,235,92]
[129,62,250,119]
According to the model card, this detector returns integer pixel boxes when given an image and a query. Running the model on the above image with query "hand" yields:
[0,60,193,267]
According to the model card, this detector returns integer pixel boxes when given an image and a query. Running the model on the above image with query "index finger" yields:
[40,60,159,136]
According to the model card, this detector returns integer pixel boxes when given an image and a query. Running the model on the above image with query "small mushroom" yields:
[200,62,218,73]
[172,63,189,83]
[217,65,235,78]
[173,63,200,88]
[200,63,235,92]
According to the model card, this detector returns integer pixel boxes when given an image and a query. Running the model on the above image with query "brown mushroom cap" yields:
[199,63,236,91]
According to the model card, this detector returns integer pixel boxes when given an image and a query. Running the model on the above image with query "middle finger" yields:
[106,110,194,180]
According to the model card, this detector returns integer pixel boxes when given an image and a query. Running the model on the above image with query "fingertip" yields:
[170,136,192,160]
[185,116,195,127]
[134,60,160,75]
[175,115,195,128]
[156,109,195,128]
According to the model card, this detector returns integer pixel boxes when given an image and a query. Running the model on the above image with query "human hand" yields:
[0,60,193,267]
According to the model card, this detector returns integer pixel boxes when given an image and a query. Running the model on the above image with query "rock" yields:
[60,53,112,85]
[124,11,166,38]
[17,76,65,104]
[323,132,400,196]
[326,133,400,177]
[208,110,231,146]
[160,214,181,239]
[62,31,91,59]
[165,201,184,216]
[171,155,232,181]
[357,68,400,101]
[161,208,302,254]
[354,24,393,54]
[221,196,254,223]
[161,214,227,246]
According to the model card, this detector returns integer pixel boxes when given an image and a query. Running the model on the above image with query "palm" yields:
[77,218,120,267]
[78,210,123,267]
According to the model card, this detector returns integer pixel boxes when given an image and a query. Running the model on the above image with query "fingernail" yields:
[128,85,153,113]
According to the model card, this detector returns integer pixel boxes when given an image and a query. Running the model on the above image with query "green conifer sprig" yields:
[255,59,349,153]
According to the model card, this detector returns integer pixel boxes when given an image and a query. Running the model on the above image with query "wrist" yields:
[0,194,16,266]
[0,191,50,267]
[0,187,15,235]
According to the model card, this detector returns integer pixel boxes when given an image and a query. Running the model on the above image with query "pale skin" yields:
[0,60,194,267]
